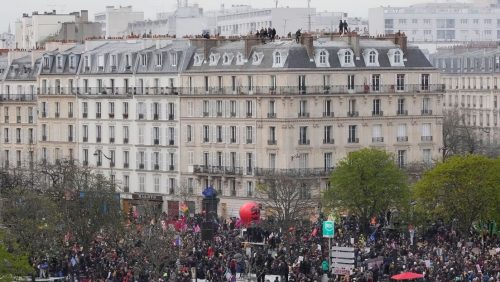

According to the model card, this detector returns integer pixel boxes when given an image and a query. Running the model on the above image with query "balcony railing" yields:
[123,138,129,144]
[298,112,310,118]
[298,139,310,145]
[397,136,409,142]
[397,110,408,116]
[0,94,36,101]
[323,138,335,144]
[421,109,433,115]
[177,84,445,96]
[348,138,359,143]
[267,113,276,118]
[347,111,359,117]
[254,167,334,177]
[193,165,243,175]
[323,112,334,117]
[23,84,446,98]
[268,140,277,145]
[421,136,433,142]
[372,111,384,116]
[372,137,384,143]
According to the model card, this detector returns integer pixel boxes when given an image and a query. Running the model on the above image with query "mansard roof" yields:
[4,55,41,81]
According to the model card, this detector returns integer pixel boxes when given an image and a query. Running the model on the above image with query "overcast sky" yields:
[1,0,430,33]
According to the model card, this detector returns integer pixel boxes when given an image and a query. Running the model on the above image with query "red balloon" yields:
[239,202,261,225]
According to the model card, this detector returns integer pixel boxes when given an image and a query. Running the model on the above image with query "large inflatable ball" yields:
[239,202,261,225]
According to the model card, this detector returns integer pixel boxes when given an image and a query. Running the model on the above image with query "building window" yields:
[397,124,408,142]
[156,53,162,66]
[397,98,407,115]
[396,74,405,91]
[323,126,333,144]
[139,175,145,192]
[421,74,430,90]
[344,50,352,64]
[348,125,358,143]
[319,50,327,64]
[394,50,401,63]
[397,150,406,168]
[372,74,380,91]
[246,126,253,144]
[246,100,253,117]
[372,99,382,116]
[299,126,308,145]
[324,152,333,170]
[347,75,355,90]
[372,124,383,143]
[247,181,254,197]
[203,125,210,143]
[274,51,281,65]
[187,125,192,142]
[423,149,432,165]
[421,123,432,141]
[141,54,147,66]
[369,51,377,64]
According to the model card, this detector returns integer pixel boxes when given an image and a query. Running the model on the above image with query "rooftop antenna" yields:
[307,0,312,32]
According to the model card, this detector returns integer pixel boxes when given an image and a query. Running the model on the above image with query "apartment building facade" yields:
[369,0,500,42]
[0,34,444,218]
[431,45,500,146]
[180,35,444,216]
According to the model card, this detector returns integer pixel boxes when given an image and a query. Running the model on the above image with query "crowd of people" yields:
[27,210,499,282]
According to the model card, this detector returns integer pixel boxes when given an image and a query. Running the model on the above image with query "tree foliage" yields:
[413,155,500,233]
[257,172,319,229]
[0,160,123,259]
[443,108,500,158]
[0,230,32,281]
[323,148,409,232]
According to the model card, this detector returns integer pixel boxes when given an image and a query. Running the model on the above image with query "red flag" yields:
[311,228,318,237]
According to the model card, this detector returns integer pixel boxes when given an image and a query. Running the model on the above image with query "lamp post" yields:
[94,150,115,189]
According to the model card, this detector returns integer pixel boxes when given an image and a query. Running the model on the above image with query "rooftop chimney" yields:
[244,36,261,59]
[300,33,314,60]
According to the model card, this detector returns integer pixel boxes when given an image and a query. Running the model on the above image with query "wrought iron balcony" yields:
[254,167,334,177]
[193,165,243,176]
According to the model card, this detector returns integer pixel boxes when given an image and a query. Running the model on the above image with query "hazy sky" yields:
[1,0,429,33]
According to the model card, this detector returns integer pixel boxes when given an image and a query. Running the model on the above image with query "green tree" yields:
[413,155,500,233]
[323,148,409,232]
[0,230,33,281]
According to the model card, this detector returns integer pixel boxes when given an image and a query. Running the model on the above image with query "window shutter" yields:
[236,101,239,117]
[236,126,240,144]
[144,152,148,170]
[136,152,139,169]
[151,152,155,169]
[200,125,204,142]
[225,100,229,117]
[223,126,227,144]
[252,126,256,144]
[174,128,177,145]
[159,153,163,171]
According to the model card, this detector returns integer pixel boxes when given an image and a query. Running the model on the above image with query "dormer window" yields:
[363,49,379,67]
[319,51,327,64]
[69,56,76,69]
[394,50,401,64]
[369,51,377,64]
[156,53,163,66]
[209,53,220,66]
[252,52,265,65]
[125,54,130,67]
[193,54,203,66]
[223,55,229,64]
[236,53,244,65]
[388,49,404,67]
[57,56,63,69]
[344,51,352,64]
[274,51,281,65]
[141,54,147,66]
[84,56,90,69]
[98,55,105,70]
[171,52,177,67]
[253,53,259,63]
[111,55,117,66]
[43,57,50,69]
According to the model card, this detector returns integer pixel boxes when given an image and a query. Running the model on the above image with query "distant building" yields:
[430,43,500,147]
[0,32,14,49]
[95,6,144,38]
[15,10,77,49]
[53,10,103,42]
[369,0,500,42]
[125,4,216,37]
